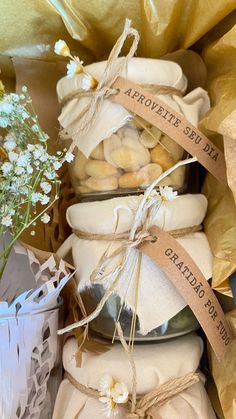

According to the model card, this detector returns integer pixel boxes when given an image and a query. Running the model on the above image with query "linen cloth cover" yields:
[56,58,210,158]
[58,194,213,334]
[53,335,216,419]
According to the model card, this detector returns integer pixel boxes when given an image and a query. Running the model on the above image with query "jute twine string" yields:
[65,370,199,419]
[60,19,140,147]
[58,155,198,336]
[61,83,182,109]
[64,322,200,419]
[60,19,183,147]
[73,224,202,241]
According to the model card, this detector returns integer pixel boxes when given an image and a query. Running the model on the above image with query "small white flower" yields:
[41,213,50,224]
[0,117,9,127]
[81,74,95,91]
[33,149,42,159]
[45,170,56,180]
[40,194,50,205]
[66,60,83,78]
[64,151,74,163]
[22,86,28,93]
[26,165,33,174]
[53,160,62,170]
[99,374,114,396]
[30,230,36,236]
[32,124,39,133]
[4,140,16,151]
[40,181,52,194]
[110,382,129,404]
[21,111,29,120]
[1,206,15,217]
[41,133,49,141]
[8,151,18,162]
[54,39,70,57]
[18,153,30,167]
[31,192,42,204]
[159,186,177,201]
[8,208,15,216]
[2,162,13,175]
[1,215,12,227]
[39,153,49,163]
[27,144,35,152]
[100,398,117,418]
[15,166,25,175]
[4,133,16,151]
[0,98,13,114]
[98,375,128,418]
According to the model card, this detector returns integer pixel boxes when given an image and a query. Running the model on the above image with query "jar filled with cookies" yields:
[57,58,210,198]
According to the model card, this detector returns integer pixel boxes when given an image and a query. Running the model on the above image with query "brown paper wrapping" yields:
[200,23,236,298]
[1,2,236,416]
[209,310,236,419]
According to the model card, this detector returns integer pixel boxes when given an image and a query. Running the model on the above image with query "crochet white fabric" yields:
[57,58,210,157]
[57,194,213,334]
[53,335,216,419]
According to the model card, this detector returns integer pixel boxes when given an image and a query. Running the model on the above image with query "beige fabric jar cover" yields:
[57,193,213,334]
[57,58,210,159]
[53,334,216,419]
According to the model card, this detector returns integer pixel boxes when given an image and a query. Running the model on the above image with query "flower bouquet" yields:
[0,81,73,419]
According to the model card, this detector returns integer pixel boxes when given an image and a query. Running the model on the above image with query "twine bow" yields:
[125,372,200,419]
[60,19,139,147]
[58,156,198,336]
[65,369,200,419]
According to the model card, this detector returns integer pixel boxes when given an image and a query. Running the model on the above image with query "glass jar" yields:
[70,119,188,198]
[57,58,202,199]
[82,286,199,341]
[0,299,63,419]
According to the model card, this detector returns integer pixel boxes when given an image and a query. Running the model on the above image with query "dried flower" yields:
[98,374,129,417]
[0,86,73,280]
[1,215,12,227]
[40,181,52,194]
[81,73,98,90]
[64,151,74,163]
[159,186,177,201]
[41,213,50,224]
[99,374,115,396]
[54,39,71,57]
[111,382,129,404]
[66,59,84,78]
[55,39,98,89]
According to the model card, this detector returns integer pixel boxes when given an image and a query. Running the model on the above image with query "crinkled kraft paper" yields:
[209,310,236,419]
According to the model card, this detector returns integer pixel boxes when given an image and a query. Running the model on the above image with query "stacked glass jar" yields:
[57,58,212,341]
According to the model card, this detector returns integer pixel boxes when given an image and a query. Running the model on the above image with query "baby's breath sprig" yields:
[54,39,97,89]
[0,85,74,279]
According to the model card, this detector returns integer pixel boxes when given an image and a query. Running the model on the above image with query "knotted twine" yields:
[60,19,139,146]
[59,19,183,149]
[72,225,202,242]
[64,321,200,419]
[58,155,198,336]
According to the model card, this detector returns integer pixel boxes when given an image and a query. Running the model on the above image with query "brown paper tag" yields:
[111,77,227,184]
[139,226,233,361]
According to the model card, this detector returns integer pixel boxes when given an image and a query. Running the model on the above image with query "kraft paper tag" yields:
[111,77,227,184]
[139,226,233,361]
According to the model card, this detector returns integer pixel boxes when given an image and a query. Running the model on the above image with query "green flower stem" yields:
[0,188,59,279]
